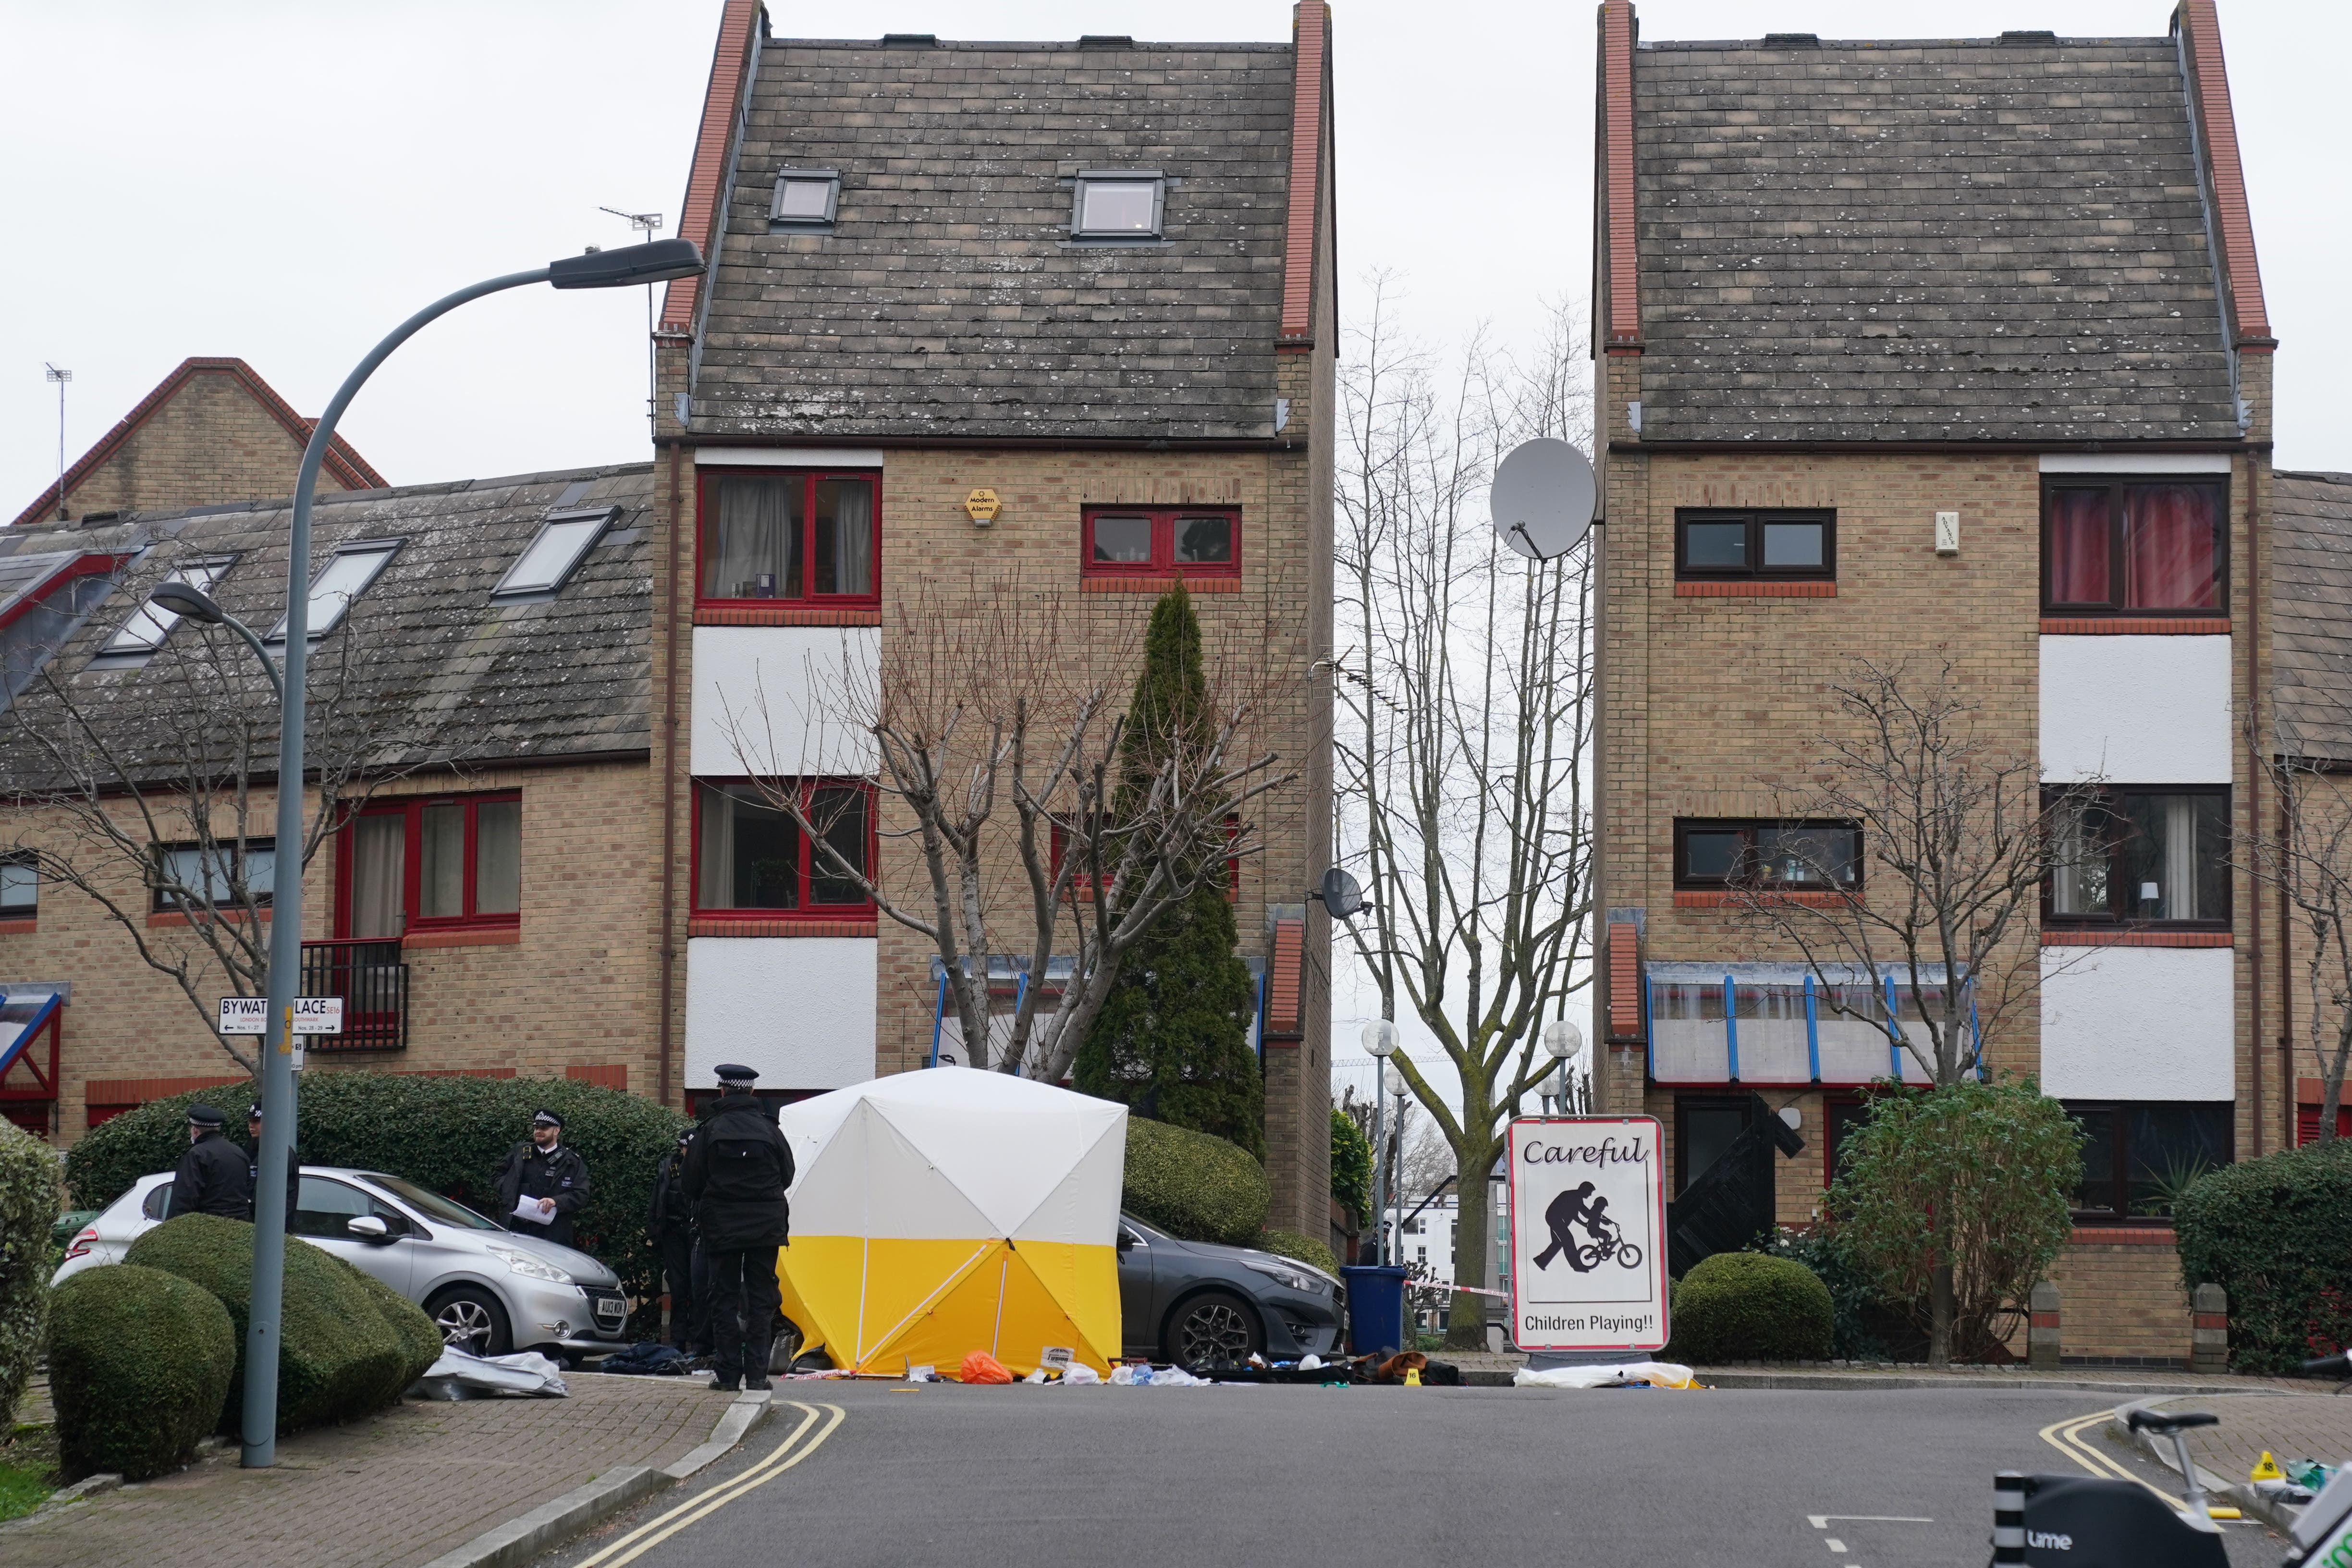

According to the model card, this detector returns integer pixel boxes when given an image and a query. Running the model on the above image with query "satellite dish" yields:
[1489,436,1596,560]
[1313,867,1366,921]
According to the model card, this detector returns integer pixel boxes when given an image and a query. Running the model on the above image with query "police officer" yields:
[171,1103,253,1220]
[683,1066,793,1392]
[648,1127,700,1351]
[246,1102,302,1230]
[495,1109,592,1250]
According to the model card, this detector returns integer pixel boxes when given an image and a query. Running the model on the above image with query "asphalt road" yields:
[544,1382,2295,1568]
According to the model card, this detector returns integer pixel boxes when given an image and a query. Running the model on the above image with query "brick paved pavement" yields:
[0,1373,731,1568]
[2139,1390,2352,1484]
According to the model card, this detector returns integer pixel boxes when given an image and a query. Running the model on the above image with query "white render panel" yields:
[2039,636,2231,783]
[2037,454,2232,473]
[2038,945,2235,1100]
[686,937,876,1090]
[691,624,879,777]
[694,447,884,468]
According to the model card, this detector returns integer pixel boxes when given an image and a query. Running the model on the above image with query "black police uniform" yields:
[495,1132,592,1250]
[172,1123,254,1220]
[648,1137,701,1351]
[683,1080,793,1388]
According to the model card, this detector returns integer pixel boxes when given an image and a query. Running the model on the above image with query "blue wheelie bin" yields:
[1338,1264,1409,1357]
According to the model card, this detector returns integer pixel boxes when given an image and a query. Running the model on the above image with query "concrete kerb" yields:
[417,1387,771,1568]
[0,1471,123,1530]
[1697,1371,2259,1395]
[2107,1398,2309,1536]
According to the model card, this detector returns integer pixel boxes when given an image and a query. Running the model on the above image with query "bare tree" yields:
[0,559,432,1073]
[716,582,1288,1081]
[2243,750,2352,1144]
[1335,283,1597,1349]
[1726,654,2098,1360]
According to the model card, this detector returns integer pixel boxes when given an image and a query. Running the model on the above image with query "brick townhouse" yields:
[1590,0,2280,1359]
[0,466,662,1135]
[642,3,1338,1232]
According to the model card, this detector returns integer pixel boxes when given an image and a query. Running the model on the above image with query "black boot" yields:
[708,1372,740,1392]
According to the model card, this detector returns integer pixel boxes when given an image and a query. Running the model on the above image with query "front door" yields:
[292,1175,415,1295]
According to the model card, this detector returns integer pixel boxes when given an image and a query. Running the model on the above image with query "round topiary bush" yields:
[1668,1251,1835,1363]
[66,1073,689,1325]
[0,1118,61,1426]
[2174,1135,2352,1374]
[49,1264,235,1481]
[1257,1229,1339,1275]
[1122,1117,1269,1245]
[126,1213,439,1434]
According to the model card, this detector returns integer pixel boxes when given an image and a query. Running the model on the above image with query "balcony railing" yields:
[300,940,408,1052]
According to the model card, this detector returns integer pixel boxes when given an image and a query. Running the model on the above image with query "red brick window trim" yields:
[0,917,33,936]
[1673,889,1851,908]
[2040,929,2232,948]
[1081,575,1241,595]
[2066,1225,2176,1246]
[1675,581,1837,599]
[695,605,882,627]
[2039,616,2229,636]
[1080,507,1241,582]
[148,908,269,930]
[403,927,522,950]
[688,917,877,939]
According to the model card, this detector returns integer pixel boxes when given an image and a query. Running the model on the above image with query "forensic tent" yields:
[775,1066,1126,1377]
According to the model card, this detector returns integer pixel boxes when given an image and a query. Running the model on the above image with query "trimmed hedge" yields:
[1123,1117,1269,1246]
[1667,1252,1835,1363]
[0,1119,60,1426]
[67,1073,689,1325]
[126,1214,439,1434]
[49,1264,234,1481]
[2175,1136,2352,1374]
[1258,1229,1339,1276]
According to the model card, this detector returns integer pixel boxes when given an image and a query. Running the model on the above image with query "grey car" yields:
[55,1166,628,1358]
[1116,1212,1345,1368]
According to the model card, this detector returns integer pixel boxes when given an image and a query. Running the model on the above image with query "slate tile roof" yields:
[1632,35,2241,442]
[689,37,1297,443]
[2272,471,2352,764]
[0,465,655,784]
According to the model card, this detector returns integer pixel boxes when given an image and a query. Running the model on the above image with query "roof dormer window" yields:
[1072,172,1164,239]
[495,507,615,598]
[269,541,397,640]
[771,169,840,229]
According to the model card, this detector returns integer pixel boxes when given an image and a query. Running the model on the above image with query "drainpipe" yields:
[2244,455,2265,1158]
[657,441,685,1107]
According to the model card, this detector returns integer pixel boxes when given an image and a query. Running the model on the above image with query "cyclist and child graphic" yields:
[1531,1179,1645,1273]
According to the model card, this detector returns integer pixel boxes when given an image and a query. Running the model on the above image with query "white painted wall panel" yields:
[686,937,876,1090]
[2038,454,2232,474]
[694,448,885,468]
[2038,945,2235,1100]
[2039,636,2231,784]
[691,625,879,777]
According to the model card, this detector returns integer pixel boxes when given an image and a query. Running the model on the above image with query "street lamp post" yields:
[1542,1018,1583,1116]
[1360,1019,1398,1264]
[239,238,701,1468]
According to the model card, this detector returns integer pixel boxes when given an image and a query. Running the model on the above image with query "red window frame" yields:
[2040,478,2229,616]
[695,467,882,609]
[334,791,522,937]
[690,778,878,921]
[1079,506,1242,579]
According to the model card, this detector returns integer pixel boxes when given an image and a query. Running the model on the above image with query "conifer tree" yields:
[1074,584,1264,1159]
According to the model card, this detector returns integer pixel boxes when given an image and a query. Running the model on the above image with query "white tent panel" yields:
[1006,1110,1126,1245]
[866,1071,1124,1235]
[785,1096,997,1242]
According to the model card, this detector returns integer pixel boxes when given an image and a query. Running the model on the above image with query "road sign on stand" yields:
[1506,1115,1670,1355]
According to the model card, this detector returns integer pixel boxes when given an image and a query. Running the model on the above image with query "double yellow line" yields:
[2039,1408,2191,1512]
[576,1400,847,1568]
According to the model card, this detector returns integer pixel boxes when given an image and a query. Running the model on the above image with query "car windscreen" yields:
[359,1173,503,1230]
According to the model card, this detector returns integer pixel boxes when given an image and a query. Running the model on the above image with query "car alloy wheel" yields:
[426,1286,510,1356]
[1171,1292,1261,1370]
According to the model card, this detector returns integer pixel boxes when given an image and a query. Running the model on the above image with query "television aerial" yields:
[1489,436,1597,560]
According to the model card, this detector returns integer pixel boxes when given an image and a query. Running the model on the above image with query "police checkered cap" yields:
[714,1064,759,1084]
[532,1108,564,1127]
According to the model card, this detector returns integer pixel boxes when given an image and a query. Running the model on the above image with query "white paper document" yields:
[512,1197,552,1224]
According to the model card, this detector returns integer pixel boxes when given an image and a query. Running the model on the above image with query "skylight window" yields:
[269,542,397,641]
[1072,172,1164,238]
[771,168,841,228]
[494,508,614,597]
[103,561,228,655]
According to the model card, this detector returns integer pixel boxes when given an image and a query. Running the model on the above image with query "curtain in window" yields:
[419,803,464,919]
[816,479,873,596]
[2046,489,2110,604]
[2122,485,2220,609]
[349,815,405,938]
[2163,796,2199,921]
[696,783,736,907]
[2049,800,2107,916]
[474,801,520,916]
[704,478,799,599]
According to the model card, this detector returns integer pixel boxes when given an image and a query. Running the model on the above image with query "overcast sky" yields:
[5,0,2343,1097]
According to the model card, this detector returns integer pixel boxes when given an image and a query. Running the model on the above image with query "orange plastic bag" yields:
[958,1351,1015,1385]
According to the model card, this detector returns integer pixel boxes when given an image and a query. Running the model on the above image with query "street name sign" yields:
[218,997,269,1036]
[1506,1115,1670,1354]
[290,997,343,1035]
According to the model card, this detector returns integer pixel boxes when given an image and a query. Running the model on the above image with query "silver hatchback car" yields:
[54,1166,629,1357]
